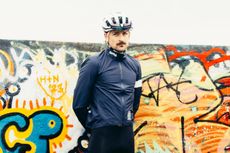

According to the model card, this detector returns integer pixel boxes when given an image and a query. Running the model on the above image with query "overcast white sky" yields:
[0,0,230,45]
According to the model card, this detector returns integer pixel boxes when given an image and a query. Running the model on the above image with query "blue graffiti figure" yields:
[26,110,63,153]
[0,113,31,153]
[0,110,63,153]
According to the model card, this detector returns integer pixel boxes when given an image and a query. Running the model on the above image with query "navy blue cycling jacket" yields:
[72,47,142,129]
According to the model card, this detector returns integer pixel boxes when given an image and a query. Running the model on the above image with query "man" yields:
[72,12,142,153]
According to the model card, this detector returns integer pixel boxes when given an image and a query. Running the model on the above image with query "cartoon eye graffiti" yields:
[48,120,56,128]
[5,82,20,97]
[0,82,21,108]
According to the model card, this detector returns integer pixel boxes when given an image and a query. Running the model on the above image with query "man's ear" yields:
[104,32,109,43]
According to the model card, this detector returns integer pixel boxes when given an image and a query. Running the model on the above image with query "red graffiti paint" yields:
[166,45,230,70]
[217,77,230,86]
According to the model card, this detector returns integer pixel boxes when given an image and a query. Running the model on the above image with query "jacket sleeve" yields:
[133,61,142,115]
[72,56,98,129]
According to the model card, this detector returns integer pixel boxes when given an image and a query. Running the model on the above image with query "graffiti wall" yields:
[0,39,229,153]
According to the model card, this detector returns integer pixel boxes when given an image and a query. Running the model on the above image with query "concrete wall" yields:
[0,39,229,153]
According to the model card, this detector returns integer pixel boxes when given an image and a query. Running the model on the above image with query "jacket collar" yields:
[107,47,126,60]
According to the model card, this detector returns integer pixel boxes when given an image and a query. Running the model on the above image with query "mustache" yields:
[117,41,126,46]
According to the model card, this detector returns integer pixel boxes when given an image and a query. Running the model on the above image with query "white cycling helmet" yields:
[102,12,132,32]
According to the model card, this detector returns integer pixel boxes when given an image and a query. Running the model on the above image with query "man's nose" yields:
[118,34,125,41]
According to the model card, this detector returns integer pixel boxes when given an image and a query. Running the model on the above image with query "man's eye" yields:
[123,32,128,35]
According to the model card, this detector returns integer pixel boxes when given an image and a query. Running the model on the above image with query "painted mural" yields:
[0,39,229,153]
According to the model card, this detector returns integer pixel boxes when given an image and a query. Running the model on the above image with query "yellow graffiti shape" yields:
[1,106,70,153]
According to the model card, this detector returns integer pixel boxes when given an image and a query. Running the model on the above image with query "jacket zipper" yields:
[119,62,125,126]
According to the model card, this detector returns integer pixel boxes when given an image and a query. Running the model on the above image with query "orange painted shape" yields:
[0,49,15,75]
[200,76,207,82]
[43,97,47,106]
[65,134,72,141]
[29,100,33,109]
[15,99,19,108]
[36,99,40,108]
[66,124,74,128]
